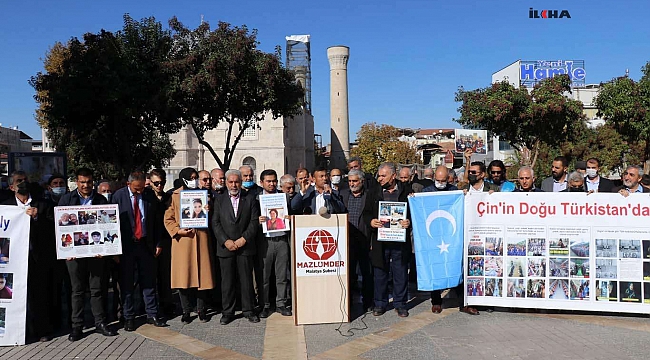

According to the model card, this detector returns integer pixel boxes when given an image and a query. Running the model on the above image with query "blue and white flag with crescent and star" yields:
[408,191,464,291]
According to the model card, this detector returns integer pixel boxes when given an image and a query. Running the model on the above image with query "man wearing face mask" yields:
[330,168,347,192]
[47,173,67,204]
[97,180,113,202]
[240,165,261,195]
[541,156,569,192]
[561,172,588,193]
[584,158,614,193]
[57,168,117,341]
[460,162,499,193]
[2,171,58,342]
[421,166,480,315]
[291,165,345,215]
[211,168,226,196]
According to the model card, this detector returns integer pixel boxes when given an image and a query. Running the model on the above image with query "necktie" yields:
[133,194,143,240]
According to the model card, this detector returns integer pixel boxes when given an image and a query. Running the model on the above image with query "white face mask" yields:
[184,178,198,189]
[435,181,447,190]
[214,184,224,190]
[331,175,341,185]
[585,168,597,178]
[102,192,112,201]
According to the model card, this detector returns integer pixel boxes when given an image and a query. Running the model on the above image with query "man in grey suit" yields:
[541,156,569,192]
[212,169,261,325]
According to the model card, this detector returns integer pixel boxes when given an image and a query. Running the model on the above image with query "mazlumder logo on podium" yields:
[295,227,346,276]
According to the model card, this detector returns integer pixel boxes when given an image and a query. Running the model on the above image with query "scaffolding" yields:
[285,35,311,114]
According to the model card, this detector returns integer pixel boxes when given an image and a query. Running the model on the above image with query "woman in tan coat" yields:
[164,167,214,323]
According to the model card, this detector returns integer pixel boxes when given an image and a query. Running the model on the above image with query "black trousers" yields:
[178,288,208,314]
[431,282,464,309]
[66,257,106,327]
[156,242,174,313]
[27,257,59,337]
[120,242,158,319]
[349,241,373,309]
[220,255,255,316]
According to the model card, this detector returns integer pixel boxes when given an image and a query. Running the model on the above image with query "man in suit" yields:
[292,165,345,215]
[212,169,261,325]
[339,168,375,311]
[58,168,117,341]
[256,169,292,318]
[369,163,412,318]
[2,171,57,342]
[541,156,569,192]
[112,171,166,331]
[584,158,615,193]
[614,165,647,196]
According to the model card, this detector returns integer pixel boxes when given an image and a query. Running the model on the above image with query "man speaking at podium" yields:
[291,165,345,215]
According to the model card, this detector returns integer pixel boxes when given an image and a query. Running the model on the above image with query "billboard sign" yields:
[520,60,585,88]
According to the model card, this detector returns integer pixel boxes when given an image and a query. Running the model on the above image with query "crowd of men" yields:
[2,153,648,344]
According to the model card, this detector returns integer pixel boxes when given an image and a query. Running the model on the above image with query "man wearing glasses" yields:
[461,162,499,194]
[486,160,515,192]
[149,169,175,317]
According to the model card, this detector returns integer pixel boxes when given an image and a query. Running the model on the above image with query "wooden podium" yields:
[292,214,349,325]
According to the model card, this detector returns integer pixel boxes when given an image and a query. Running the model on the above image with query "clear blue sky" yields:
[2,0,649,142]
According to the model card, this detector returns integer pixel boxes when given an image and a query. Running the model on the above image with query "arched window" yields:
[242,156,256,172]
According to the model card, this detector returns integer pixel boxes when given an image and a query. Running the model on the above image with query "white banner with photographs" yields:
[55,204,122,260]
[179,190,209,229]
[259,193,290,234]
[377,201,408,242]
[464,192,650,314]
[0,206,30,346]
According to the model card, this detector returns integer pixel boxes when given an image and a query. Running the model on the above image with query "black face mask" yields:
[569,186,584,192]
[381,181,393,190]
[468,174,479,184]
[16,181,30,196]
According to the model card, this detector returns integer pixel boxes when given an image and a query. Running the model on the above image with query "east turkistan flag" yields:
[408,191,464,291]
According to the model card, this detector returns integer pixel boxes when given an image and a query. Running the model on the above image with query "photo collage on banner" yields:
[464,192,650,314]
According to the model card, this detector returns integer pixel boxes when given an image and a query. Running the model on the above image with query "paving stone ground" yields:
[3,286,650,359]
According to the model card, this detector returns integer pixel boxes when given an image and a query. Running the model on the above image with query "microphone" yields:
[318,206,329,216]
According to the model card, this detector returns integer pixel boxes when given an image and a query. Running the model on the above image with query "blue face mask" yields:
[242,181,255,189]
[51,187,66,196]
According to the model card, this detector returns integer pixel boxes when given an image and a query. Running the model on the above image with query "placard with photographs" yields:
[179,190,209,229]
[454,129,487,155]
[464,192,650,314]
[377,201,408,242]
[54,204,122,260]
[259,193,290,234]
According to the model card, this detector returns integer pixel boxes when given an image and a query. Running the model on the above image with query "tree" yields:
[595,62,650,172]
[165,18,304,170]
[454,75,586,168]
[350,123,420,175]
[30,14,177,180]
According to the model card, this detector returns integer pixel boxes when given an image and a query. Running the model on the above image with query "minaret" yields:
[327,46,350,170]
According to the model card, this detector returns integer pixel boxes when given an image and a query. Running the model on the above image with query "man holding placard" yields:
[256,169,292,318]
[369,163,412,318]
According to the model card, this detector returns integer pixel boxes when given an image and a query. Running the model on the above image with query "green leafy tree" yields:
[350,123,420,175]
[30,14,177,180]
[455,75,586,168]
[165,18,304,170]
[595,62,650,172]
